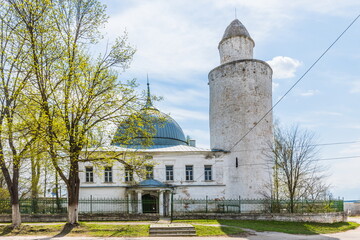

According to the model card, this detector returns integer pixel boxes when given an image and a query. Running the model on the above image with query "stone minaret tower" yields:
[209,19,273,199]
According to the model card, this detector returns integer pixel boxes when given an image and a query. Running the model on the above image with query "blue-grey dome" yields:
[112,81,187,147]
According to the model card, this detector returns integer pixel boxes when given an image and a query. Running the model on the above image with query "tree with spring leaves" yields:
[0,3,43,227]
[6,0,152,225]
[271,125,329,213]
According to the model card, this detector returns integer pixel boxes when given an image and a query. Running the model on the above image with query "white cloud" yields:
[327,140,360,194]
[350,81,360,93]
[272,82,279,92]
[314,111,342,116]
[182,129,210,149]
[161,107,208,121]
[100,0,219,82]
[299,89,320,97]
[157,87,208,108]
[267,56,302,79]
[339,140,360,155]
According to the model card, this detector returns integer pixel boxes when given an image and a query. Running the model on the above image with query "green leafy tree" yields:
[6,0,152,225]
[0,3,42,227]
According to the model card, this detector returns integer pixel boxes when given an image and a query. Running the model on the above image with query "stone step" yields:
[150,232,197,236]
[150,227,195,231]
[151,233,197,236]
[150,229,196,233]
[149,223,196,237]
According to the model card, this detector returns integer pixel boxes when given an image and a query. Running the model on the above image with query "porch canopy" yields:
[126,179,174,216]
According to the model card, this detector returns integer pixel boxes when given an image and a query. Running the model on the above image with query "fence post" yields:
[239,196,241,213]
[302,197,304,213]
[52,197,55,213]
[90,195,93,214]
[170,192,174,221]
[206,195,208,213]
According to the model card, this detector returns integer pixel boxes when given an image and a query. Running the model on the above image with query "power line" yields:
[235,140,360,153]
[229,13,360,152]
[236,155,360,167]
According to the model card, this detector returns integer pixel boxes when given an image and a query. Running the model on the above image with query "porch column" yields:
[159,190,164,216]
[168,191,172,215]
[127,192,132,213]
[136,190,143,214]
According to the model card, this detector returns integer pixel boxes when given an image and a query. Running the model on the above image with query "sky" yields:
[97,0,360,200]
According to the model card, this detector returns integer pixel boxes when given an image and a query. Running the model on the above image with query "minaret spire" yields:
[145,74,153,108]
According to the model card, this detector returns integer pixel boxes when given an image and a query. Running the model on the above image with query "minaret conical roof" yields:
[221,19,253,42]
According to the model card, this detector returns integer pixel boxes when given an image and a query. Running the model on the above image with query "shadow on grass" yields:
[27,223,80,240]
[0,225,13,236]
[53,223,78,237]
[216,220,354,239]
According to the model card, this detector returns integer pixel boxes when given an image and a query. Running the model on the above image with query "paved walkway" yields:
[1,217,360,240]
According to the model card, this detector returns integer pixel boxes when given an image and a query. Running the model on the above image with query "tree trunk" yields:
[11,203,21,228]
[67,161,80,225]
[67,201,78,224]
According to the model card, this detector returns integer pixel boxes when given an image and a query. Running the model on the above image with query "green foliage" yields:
[0,190,11,213]
[0,0,152,225]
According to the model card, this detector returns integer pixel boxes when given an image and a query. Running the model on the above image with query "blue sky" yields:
[98,0,360,200]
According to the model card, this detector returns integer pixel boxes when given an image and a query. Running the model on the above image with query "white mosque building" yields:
[79,19,273,216]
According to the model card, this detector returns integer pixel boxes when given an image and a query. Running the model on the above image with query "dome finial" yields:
[145,74,153,108]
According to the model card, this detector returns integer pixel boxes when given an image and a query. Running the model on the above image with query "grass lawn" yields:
[0,220,358,237]
[0,223,150,237]
[174,219,360,235]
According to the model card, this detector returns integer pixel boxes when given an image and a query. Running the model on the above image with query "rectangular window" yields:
[85,166,93,182]
[146,166,154,179]
[124,167,133,182]
[165,165,174,181]
[104,166,112,182]
[185,165,193,181]
[204,165,212,181]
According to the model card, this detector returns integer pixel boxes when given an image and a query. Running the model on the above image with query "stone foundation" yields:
[173,212,347,223]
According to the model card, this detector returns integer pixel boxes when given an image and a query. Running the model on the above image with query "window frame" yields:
[204,165,212,181]
[104,166,113,183]
[124,167,133,182]
[165,165,174,181]
[85,166,94,183]
[185,165,193,181]
[146,166,154,179]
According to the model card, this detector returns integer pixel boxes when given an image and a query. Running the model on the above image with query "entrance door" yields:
[142,194,158,213]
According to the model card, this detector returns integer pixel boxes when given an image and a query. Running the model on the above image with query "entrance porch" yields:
[127,179,173,216]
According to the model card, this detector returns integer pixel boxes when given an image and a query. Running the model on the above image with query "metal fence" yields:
[0,197,343,215]
[0,198,67,214]
[172,197,344,214]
